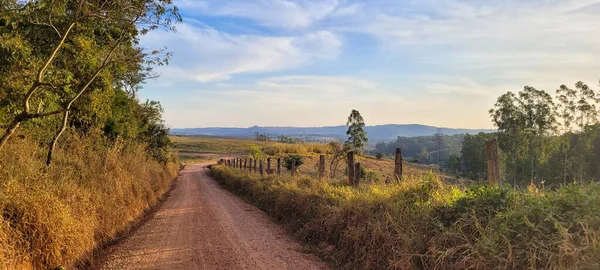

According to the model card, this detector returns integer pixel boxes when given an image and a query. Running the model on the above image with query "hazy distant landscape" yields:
[171,124,493,142]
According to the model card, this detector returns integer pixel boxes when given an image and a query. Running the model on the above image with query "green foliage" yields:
[365,170,380,182]
[417,147,430,164]
[0,0,180,163]
[248,144,266,160]
[488,81,600,187]
[373,134,464,166]
[489,86,559,185]
[461,132,495,180]
[447,154,462,176]
[283,154,303,171]
[375,152,384,160]
[345,109,368,152]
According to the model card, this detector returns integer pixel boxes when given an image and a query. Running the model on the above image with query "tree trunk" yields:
[347,151,355,185]
[46,111,70,166]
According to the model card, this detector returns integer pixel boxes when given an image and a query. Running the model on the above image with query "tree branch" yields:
[23,22,76,113]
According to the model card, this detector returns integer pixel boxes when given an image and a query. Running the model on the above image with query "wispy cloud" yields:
[142,23,341,83]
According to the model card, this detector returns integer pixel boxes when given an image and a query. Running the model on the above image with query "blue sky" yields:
[139,0,600,129]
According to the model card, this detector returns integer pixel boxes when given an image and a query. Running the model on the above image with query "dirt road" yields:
[99,162,328,270]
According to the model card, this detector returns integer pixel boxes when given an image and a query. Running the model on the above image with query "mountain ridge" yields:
[171,124,493,142]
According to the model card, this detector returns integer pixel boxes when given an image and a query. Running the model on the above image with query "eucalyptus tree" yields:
[556,82,599,182]
[345,109,368,153]
[490,86,558,185]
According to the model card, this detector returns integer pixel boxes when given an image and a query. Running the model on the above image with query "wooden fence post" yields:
[354,163,361,186]
[259,160,264,176]
[249,158,253,172]
[394,148,403,181]
[485,139,502,187]
[347,151,355,185]
[244,159,247,169]
[291,158,296,177]
[239,158,242,169]
[267,158,271,175]
[277,158,281,176]
[254,159,257,173]
[227,159,230,167]
[318,155,325,179]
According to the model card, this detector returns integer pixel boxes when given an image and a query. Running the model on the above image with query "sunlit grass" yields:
[211,165,600,269]
[0,134,178,268]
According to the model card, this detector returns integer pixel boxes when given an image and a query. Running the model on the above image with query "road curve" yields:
[99,162,328,270]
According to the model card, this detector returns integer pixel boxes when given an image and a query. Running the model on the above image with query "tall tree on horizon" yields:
[345,109,368,153]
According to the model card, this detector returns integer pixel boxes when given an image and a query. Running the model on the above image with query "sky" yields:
[139,0,600,129]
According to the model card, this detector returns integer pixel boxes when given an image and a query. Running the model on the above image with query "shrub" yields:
[283,154,303,171]
[375,152,384,160]
[365,170,380,182]
[248,144,266,159]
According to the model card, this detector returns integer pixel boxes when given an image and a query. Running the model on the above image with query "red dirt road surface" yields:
[99,162,328,270]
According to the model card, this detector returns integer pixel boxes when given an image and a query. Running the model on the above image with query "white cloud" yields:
[141,23,341,83]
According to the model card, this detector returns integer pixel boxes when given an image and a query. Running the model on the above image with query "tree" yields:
[254,132,270,141]
[284,155,303,171]
[556,82,599,183]
[461,133,492,181]
[327,141,347,178]
[447,154,462,177]
[418,147,430,164]
[345,109,368,153]
[489,86,558,186]
[0,0,181,165]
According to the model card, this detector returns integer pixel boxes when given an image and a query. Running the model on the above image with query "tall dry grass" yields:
[211,165,600,269]
[0,134,178,269]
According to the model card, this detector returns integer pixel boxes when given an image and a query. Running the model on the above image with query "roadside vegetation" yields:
[0,0,180,268]
[211,165,600,269]
[211,106,600,269]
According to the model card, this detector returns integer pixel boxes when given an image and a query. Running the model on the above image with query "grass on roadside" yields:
[210,165,600,269]
[0,134,178,269]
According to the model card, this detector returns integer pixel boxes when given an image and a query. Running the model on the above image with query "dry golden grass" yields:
[0,134,178,269]
[170,135,328,161]
[296,154,445,182]
[211,166,600,269]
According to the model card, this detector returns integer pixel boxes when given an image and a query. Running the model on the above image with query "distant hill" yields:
[170,124,493,142]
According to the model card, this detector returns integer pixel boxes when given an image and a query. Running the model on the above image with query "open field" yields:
[171,135,327,155]
[170,135,459,183]
[211,165,600,269]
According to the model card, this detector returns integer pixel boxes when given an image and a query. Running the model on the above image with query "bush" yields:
[375,152,384,160]
[283,154,303,171]
[248,144,266,159]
